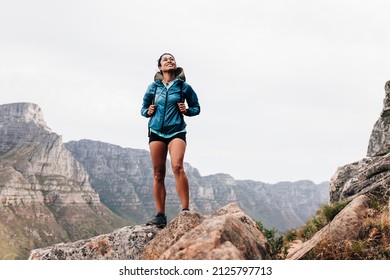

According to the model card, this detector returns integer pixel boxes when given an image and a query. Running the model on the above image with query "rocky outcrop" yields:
[66,140,329,233]
[155,204,271,260]
[367,80,390,156]
[287,80,390,259]
[29,225,160,260]
[29,203,271,260]
[329,153,390,203]
[330,81,390,204]
[0,103,129,260]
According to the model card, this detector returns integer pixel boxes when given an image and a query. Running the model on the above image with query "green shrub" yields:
[256,221,284,259]
[322,200,349,222]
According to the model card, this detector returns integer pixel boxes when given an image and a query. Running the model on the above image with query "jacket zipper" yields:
[160,85,169,133]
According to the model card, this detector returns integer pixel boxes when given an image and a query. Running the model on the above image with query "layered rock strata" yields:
[0,103,128,259]
[0,103,98,206]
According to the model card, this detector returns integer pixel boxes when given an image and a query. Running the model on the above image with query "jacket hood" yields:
[154,67,186,82]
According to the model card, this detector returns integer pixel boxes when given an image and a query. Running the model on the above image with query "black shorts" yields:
[149,132,187,145]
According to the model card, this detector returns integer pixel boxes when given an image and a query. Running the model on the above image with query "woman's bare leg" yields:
[168,138,189,209]
[149,141,168,213]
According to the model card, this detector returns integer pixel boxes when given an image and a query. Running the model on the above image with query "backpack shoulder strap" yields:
[180,81,184,103]
[151,84,157,105]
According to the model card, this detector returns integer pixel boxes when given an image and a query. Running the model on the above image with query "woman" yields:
[141,53,200,228]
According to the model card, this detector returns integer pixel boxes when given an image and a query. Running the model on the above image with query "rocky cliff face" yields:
[0,103,98,205]
[287,81,390,260]
[0,103,129,259]
[367,80,390,156]
[330,81,390,203]
[65,140,329,233]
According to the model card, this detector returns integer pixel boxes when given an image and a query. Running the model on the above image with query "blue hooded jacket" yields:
[141,67,200,136]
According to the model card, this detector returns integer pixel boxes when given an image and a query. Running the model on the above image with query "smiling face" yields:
[158,54,176,73]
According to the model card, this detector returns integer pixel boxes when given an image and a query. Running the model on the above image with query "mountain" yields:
[0,103,129,259]
[65,140,329,232]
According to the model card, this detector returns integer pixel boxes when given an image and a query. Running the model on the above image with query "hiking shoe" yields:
[146,213,167,228]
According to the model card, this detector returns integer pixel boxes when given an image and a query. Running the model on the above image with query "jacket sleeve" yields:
[140,84,155,118]
[183,83,200,116]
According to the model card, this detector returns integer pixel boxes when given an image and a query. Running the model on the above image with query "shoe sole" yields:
[146,222,167,228]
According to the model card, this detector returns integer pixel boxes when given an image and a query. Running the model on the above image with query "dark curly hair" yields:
[157,53,175,67]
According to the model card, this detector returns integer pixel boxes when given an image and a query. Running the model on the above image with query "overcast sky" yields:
[1,0,389,184]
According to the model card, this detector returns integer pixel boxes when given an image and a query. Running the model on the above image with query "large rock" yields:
[158,203,271,260]
[286,195,370,259]
[140,211,205,260]
[29,203,272,260]
[29,225,160,260]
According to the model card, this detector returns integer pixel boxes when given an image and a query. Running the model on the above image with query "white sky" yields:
[1,0,389,184]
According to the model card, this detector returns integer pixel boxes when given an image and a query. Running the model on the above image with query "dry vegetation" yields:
[281,196,390,260]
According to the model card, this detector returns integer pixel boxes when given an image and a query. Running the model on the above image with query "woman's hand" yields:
[177,102,188,115]
[147,104,157,116]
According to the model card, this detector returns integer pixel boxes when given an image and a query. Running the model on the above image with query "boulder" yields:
[29,203,272,260]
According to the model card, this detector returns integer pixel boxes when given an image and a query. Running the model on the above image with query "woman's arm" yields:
[183,83,200,116]
[141,84,156,117]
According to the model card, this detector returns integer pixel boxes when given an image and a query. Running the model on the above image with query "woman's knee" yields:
[171,163,185,177]
[153,168,166,182]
